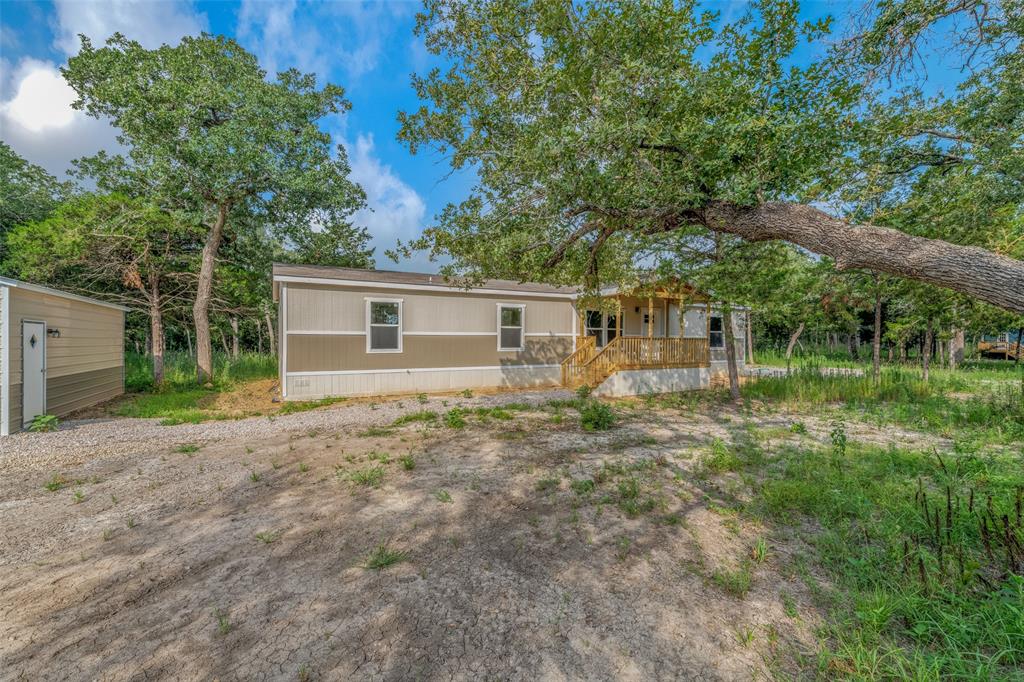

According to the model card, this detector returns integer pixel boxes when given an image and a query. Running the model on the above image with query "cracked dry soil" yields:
[1,403,827,681]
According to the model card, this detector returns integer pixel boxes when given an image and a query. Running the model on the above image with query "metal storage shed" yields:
[0,277,127,435]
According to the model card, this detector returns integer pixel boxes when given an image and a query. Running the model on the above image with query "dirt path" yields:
[0,398,945,681]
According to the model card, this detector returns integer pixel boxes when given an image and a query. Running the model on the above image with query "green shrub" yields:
[28,414,59,432]
[579,400,614,431]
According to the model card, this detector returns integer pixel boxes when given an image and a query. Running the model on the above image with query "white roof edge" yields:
[0,277,130,312]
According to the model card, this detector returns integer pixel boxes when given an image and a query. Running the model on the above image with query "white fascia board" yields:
[0,276,130,312]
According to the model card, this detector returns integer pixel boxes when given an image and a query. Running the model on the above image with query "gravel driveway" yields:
[0,389,574,471]
[0,392,828,681]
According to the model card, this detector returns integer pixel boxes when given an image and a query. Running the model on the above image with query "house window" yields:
[498,304,525,351]
[367,299,402,352]
[709,315,724,349]
[585,310,603,341]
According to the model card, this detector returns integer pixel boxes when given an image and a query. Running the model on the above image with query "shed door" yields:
[22,321,46,427]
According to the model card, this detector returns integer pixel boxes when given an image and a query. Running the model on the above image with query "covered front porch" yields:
[561,288,715,390]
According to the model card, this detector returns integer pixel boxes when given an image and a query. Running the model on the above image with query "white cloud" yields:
[1,60,76,132]
[236,0,412,81]
[0,59,120,176]
[1,0,206,178]
[53,0,207,54]
[344,133,432,269]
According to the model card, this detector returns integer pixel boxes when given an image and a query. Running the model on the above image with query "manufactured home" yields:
[273,264,746,400]
[0,278,127,435]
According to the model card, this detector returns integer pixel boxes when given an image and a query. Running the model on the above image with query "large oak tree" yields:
[64,34,366,383]
[397,0,1024,313]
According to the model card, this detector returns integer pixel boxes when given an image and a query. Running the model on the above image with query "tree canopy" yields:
[397,0,1023,312]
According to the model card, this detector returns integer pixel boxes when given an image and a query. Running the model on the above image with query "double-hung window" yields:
[709,314,725,349]
[498,304,525,351]
[367,299,402,353]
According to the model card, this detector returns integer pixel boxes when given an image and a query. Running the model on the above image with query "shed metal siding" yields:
[3,286,124,432]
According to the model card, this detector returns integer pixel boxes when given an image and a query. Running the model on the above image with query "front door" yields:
[22,321,46,427]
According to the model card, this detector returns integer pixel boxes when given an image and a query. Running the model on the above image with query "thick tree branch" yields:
[695,201,1024,314]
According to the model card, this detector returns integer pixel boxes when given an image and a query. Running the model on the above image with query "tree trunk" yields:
[949,328,964,368]
[148,274,165,386]
[923,318,933,382]
[694,202,1024,313]
[185,326,193,357]
[847,333,857,359]
[193,204,229,384]
[265,311,277,357]
[872,286,882,382]
[256,318,263,355]
[230,315,240,359]
[899,341,907,363]
[785,322,805,371]
[745,310,754,364]
[722,306,741,401]
[219,327,230,355]
[1016,327,1023,365]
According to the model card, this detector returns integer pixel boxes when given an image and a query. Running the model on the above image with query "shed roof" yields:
[0,277,130,312]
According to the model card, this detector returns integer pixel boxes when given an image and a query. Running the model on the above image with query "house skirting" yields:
[592,367,710,398]
[284,364,562,400]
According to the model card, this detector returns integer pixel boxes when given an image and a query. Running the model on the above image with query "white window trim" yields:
[496,303,526,352]
[365,298,403,353]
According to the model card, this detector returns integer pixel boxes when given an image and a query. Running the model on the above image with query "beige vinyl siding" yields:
[288,335,572,373]
[5,287,124,431]
[286,284,573,335]
[281,282,575,399]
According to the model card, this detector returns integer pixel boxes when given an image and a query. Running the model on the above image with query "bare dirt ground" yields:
[0,395,947,681]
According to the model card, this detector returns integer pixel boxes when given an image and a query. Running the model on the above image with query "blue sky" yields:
[0,1,968,271]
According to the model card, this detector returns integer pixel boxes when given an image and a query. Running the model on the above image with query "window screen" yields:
[709,315,724,349]
[499,305,524,350]
[369,301,401,351]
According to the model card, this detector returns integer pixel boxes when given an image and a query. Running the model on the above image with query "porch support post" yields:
[647,296,653,365]
[617,298,622,338]
[647,297,653,338]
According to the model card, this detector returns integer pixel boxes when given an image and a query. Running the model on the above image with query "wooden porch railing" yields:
[560,335,598,387]
[561,336,710,388]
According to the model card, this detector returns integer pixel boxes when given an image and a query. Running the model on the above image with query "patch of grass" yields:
[392,410,438,427]
[416,393,429,404]
[44,474,68,492]
[72,489,85,504]
[255,530,279,544]
[535,477,560,493]
[364,544,407,570]
[570,478,595,495]
[699,438,741,475]
[460,388,473,398]
[400,455,416,470]
[249,470,261,483]
[434,489,452,503]
[126,516,136,529]
[711,562,753,598]
[347,466,385,488]
[214,609,231,636]
[277,396,347,416]
[751,434,1024,678]
[444,409,467,429]
[298,462,310,472]
[175,443,200,454]
[751,538,768,564]
[358,426,393,437]
[473,406,513,420]
[580,400,615,431]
